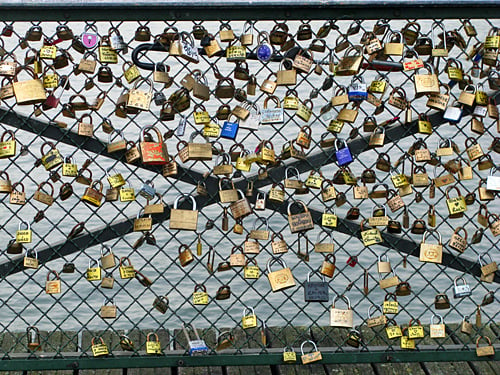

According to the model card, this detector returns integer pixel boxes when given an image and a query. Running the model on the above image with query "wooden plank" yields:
[359,323,425,375]
[419,322,474,375]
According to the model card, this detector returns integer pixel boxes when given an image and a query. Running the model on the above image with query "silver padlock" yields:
[453,276,471,298]
[486,167,500,191]
[153,91,167,106]
[182,323,209,356]
[442,100,463,123]
[138,180,156,200]
[255,191,266,210]
[348,75,367,101]
[109,27,128,53]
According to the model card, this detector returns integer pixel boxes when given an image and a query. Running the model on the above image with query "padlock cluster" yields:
[0,18,498,358]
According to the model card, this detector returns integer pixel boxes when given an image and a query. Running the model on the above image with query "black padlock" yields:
[304,271,329,302]
[153,92,166,106]
[346,329,362,348]
[62,262,76,273]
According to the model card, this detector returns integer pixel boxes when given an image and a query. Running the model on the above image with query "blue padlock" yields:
[221,116,239,140]
[348,75,368,102]
[138,180,156,200]
[335,139,353,166]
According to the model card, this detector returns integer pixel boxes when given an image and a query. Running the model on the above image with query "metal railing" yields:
[0,2,498,372]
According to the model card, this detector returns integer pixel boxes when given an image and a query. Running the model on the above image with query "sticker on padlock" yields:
[242,307,258,329]
[453,276,471,298]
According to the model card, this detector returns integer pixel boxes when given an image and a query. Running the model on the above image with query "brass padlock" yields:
[170,194,198,231]
[266,258,295,292]
[419,229,443,264]
[45,270,61,294]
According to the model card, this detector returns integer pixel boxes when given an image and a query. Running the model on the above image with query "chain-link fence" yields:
[0,1,498,373]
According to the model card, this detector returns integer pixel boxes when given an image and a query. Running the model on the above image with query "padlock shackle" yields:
[430,314,443,325]
[266,257,287,273]
[173,193,197,211]
[242,306,255,317]
[332,294,351,309]
[367,304,382,318]
[300,340,318,355]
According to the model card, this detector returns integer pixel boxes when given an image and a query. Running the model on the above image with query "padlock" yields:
[192,284,209,305]
[448,227,468,253]
[269,182,285,204]
[453,276,471,298]
[249,217,269,240]
[284,166,303,190]
[16,220,32,243]
[400,327,416,350]
[445,186,467,218]
[91,337,109,357]
[458,84,476,107]
[136,180,156,201]
[152,295,169,314]
[26,326,41,352]
[140,125,168,165]
[145,332,162,355]
[170,194,198,231]
[177,131,213,163]
[244,233,260,254]
[100,245,116,270]
[383,293,399,314]
[39,142,63,171]
[86,258,102,282]
[369,126,385,147]
[33,181,54,206]
[23,249,38,269]
[98,36,118,63]
[366,304,387,327]
[287,200,314,233]
[330,295,353,328]
[305,170,324,190]
[266,258,295,292]
[360,219,383,247]
[385,319,402,339]
[414,63,440,96]
[476,336,495,357]
[304,271,329,302]
[377,255,392,273]
[243,258,260,279]
[178,244,194,267]
[459,315,473,335]
[241,307,258,329]
[419,229,443,264]
[348,75,368,101]
[430,314,446,338]
[315,230,334,253]
[282,347,297,363]
[300,341,322,364]
[479,253,498,282]
[407,319,425,339]
[119,256,135,279]
[487,167,500,191]
[134,209,152,232]
[271,233,288,255]
[336,45,363,76]
[379,269,400,289]
[335,138,353,166]
[434,293,450,309]
[230,190,253,220]
[100,298,117,319]
[260,95,283,124]
[45,270,61,294]
[119,183,135,202]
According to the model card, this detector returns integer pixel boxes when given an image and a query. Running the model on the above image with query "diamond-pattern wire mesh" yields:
[0,15,498,366]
